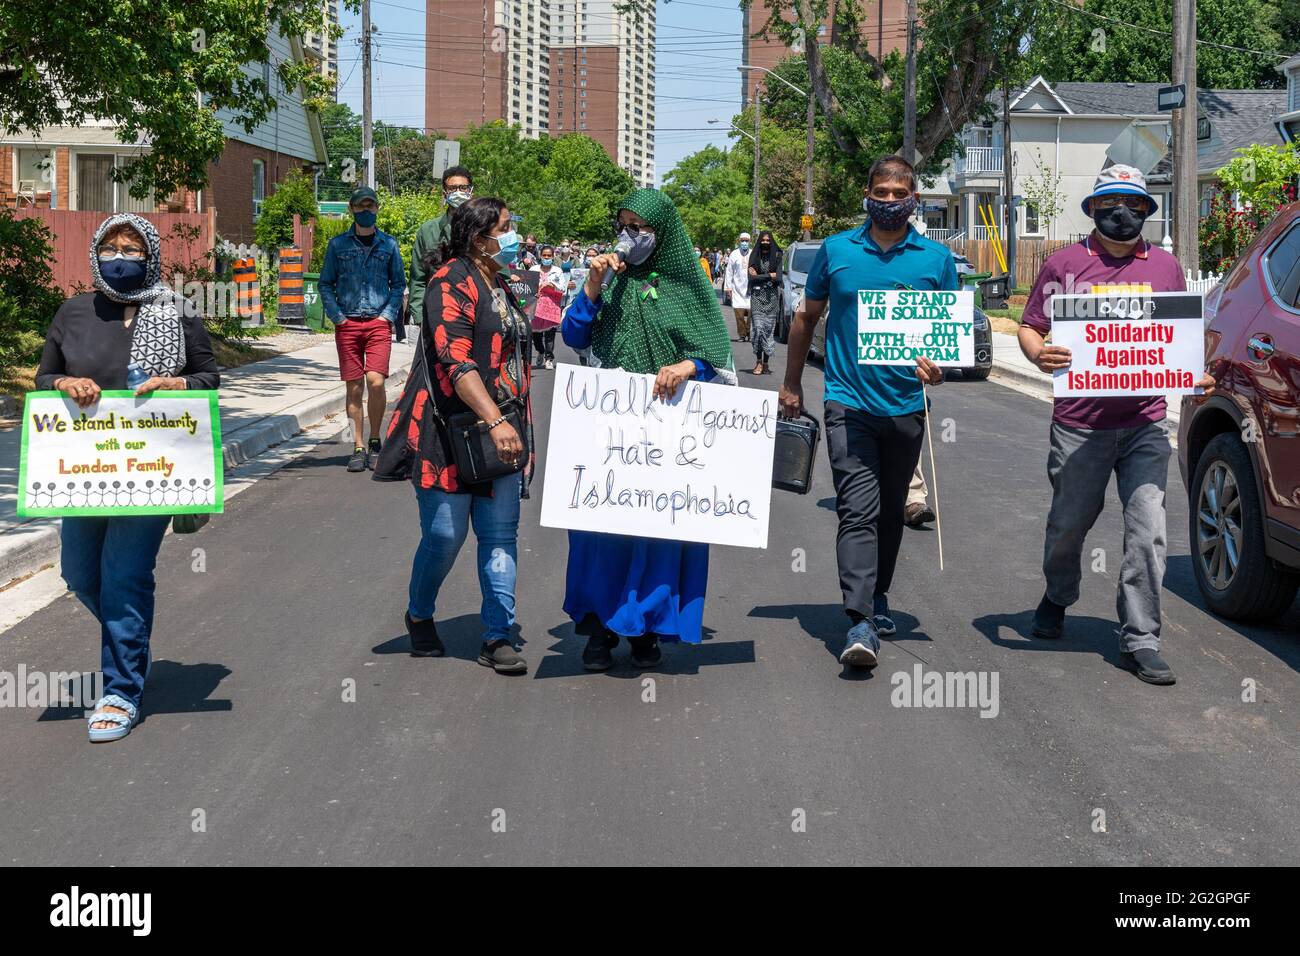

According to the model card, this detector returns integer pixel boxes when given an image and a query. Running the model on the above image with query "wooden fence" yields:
[15,208,216,293]
[942,237,1072,289]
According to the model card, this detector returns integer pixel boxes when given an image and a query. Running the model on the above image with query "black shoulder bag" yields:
[427,275,531,485]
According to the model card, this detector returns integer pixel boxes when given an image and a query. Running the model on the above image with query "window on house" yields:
[252,159,266,219]
[1023,201,1040,235]
[75,154,115,212]
[16,148,54,200]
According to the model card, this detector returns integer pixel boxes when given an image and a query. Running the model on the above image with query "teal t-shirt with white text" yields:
[804,223,959,417]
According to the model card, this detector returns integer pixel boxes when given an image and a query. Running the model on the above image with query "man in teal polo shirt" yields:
[781,154,951,669]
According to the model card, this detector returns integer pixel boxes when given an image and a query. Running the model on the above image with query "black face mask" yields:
[1094,205,1147,243]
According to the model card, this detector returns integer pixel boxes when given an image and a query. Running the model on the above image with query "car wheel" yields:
[962,366,991,381]
[1190,432,1299,621]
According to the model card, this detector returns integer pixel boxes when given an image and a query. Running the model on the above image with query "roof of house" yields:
[1194,89,1288,172]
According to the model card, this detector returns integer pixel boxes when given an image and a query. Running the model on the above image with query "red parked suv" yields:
[1179,201,1300,621]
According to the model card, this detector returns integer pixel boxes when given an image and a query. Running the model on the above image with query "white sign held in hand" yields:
[1049,292,1205,398]
[539,364,777,549]
[856,288,976,367]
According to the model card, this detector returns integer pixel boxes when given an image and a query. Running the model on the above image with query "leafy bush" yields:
[375,188,442,268]
[310,216,350,273]
[0,209,65,372]
[253,168,318,253]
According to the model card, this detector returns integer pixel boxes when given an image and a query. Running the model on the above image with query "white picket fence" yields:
[1185,269,1222,295]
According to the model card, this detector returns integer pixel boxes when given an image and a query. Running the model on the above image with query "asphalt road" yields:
[2,309,1298,866]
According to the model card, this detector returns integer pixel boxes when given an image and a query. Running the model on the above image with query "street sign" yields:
[1157,84,1186,111]
[433,139,461,179]
[800,214,813,231]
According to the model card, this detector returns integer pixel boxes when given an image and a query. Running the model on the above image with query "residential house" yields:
[937,77,1287,245]
[1275,53,1300,143]
[0,30,327,247]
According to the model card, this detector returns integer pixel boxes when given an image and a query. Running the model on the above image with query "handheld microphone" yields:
[603,237,634,287]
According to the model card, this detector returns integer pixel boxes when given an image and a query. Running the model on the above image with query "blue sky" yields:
[334,0,746,184]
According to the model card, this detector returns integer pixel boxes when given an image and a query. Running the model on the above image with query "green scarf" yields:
[591,188,737,384]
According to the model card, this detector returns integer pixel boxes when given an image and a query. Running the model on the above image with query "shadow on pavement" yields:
[37,660,235,724]
[972,609,1135,675]
[531,621,752,679]
[1164,555,1300,674]
[372,613,527,664]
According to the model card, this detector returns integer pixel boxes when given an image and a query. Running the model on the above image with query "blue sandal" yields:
[87,694,138,743]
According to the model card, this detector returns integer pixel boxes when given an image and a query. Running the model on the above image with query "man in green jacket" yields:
[407,165,474,321]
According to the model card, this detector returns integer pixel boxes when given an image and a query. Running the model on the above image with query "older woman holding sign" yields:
[560,188,736,670]
[34,213,219,742]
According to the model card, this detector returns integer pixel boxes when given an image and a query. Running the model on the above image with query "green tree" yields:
[663,145,752,248]
[253,168,318,252]
[1200,143,1300,271]
[0,210,64,371]
[1030,0,1286,90]
[0,1,346,199]
[319,103,423,200]
[374,133,447,194]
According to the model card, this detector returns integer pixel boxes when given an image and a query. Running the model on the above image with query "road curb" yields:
[0,358,414,589]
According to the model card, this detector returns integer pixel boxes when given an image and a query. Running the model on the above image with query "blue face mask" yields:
[618,227,657,266]
[100,257,148,294]
[541,258,553,267]
[489,229,521,266]
[353,209,377,228]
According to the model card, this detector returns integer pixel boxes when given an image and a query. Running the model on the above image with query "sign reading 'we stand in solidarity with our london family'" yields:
[539,364,777,549]
[1049,291,1205,398]
[17,392,224,518]
[857,288,976,367]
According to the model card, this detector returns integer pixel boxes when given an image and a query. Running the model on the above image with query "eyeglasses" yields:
[1092,195,1150,211]
[618,222,655,236]
[97,247,146,260]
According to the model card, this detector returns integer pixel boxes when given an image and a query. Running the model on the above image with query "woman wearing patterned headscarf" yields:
[560,188,735,670]
[746,230,781,375]
[35,213,219,743]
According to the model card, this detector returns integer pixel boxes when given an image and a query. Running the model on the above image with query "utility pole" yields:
[1172,0,1198,272]
[361,0,374,189]
[752,86,762,237]
[903,0,917,163]
[804,91,815,240]
[1003,74,1016,283]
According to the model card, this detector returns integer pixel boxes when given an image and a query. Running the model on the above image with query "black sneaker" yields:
[582,632,618,671]
[1121,648,1176,685]
[629,634,662,668]
[347,447,367,472]
[478,639,527,674]
[1031,593,1066,639]
[405,611,444,657]
[872,594,897,636]
[367,438,382,470]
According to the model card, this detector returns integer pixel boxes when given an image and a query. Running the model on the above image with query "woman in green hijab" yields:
[560,188,736,670]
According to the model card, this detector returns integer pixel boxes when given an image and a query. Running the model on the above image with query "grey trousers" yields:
[826,401,925,617]
[1043,421,1170,653]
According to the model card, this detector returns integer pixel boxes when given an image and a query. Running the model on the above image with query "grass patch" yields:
[985,304,1025,323]
[213,338,280,370]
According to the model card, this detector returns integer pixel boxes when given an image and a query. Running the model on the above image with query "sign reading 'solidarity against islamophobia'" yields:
[856,289,976,367]
[1048,292,1205,398]
[539,364,776,549]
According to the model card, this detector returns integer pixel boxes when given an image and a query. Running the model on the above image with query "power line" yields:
[1043,0,1292,60]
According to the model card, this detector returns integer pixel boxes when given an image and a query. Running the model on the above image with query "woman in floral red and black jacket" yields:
[398,197,533,674]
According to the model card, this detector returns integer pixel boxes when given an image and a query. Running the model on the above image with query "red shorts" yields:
[335,317,392,380]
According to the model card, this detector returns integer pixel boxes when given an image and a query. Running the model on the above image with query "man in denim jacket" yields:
[319,186,406,472]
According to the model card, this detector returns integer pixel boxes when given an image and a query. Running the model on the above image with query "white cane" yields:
[922,383,944,571]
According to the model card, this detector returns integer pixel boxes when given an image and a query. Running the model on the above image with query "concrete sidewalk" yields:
[988,329,1184,428]
[0,336,416,585]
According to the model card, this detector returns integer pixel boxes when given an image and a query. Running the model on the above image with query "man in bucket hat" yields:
[1015,164,1216,685]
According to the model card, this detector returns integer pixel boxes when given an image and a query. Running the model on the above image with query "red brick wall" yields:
[206,138,315,245]
[550,45,620,163]
[425,0,507,137]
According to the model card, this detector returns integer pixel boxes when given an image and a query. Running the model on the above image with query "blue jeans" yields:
[60,515,171,708]
[408,473,521,642]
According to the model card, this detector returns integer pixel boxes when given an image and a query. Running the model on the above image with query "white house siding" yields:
[213,31,324,164]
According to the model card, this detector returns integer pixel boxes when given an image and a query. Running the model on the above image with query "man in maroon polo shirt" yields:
[1017,164,1215,686]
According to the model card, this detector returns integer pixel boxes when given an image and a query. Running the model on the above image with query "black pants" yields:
[824,400,925,618]
[532,330,555,362]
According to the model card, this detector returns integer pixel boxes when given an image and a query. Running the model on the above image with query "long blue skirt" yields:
[563,530,709,644]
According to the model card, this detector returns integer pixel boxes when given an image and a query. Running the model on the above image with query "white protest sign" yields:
[857,288,975,367]
[539,364,776,548]
[18,391,224,518]
[1049,292,1205,398]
